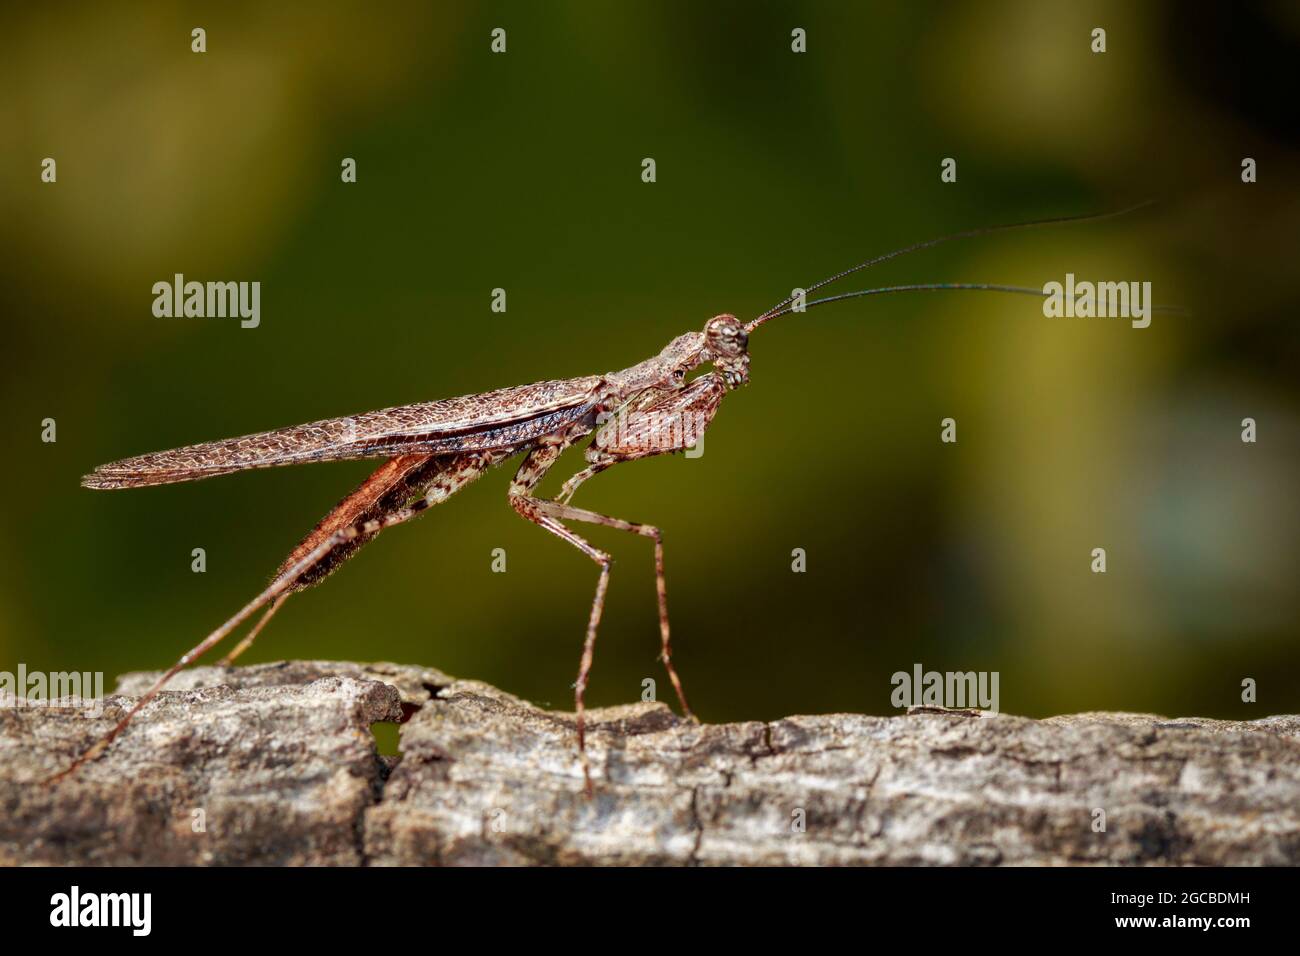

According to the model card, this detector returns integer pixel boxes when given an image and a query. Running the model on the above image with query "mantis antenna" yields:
[756,281,1186,323]
[746,202,1157,333]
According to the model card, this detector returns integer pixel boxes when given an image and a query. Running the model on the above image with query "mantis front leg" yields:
[556,373,731,717]
[509,375,730,790]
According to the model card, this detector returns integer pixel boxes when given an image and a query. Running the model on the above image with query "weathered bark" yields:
[2,660,1296,865]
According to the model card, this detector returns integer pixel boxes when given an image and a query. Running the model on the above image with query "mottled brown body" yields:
[59,317,750,789]
[58,208,1138,789]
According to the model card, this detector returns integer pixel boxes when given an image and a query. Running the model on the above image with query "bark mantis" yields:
[56,206,1158,791]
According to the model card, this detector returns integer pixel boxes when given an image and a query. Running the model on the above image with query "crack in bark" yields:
[688,785,706,866]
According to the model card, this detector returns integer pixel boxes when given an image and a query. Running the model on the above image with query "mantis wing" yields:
[83,376,603,489]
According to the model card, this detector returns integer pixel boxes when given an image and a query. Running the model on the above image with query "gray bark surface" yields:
[2,661,1296,865]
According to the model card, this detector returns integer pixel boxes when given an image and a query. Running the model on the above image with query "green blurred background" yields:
[2,1,1297,724]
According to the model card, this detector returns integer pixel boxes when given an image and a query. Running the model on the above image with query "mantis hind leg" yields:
[222,451,503,664]
[220,593,289,665]
[217,453,437,666]
[48,451,497,783]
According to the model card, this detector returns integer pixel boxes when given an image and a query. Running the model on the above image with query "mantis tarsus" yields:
[56,205,1156,791]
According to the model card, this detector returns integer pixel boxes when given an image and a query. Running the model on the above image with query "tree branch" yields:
[3,661,1297,865]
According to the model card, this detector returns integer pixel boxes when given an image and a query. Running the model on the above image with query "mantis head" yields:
[702,314,750,389]
[611,315,751,396]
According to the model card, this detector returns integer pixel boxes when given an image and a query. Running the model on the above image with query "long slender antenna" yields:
[747,202,1155,333]
[758,281,1186,323]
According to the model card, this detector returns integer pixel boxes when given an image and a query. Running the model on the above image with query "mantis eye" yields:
[703,314,747,357]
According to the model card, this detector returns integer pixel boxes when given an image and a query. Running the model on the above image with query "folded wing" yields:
[83,376,603,489]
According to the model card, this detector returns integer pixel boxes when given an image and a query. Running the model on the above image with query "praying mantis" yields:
[53,206,1152,791]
